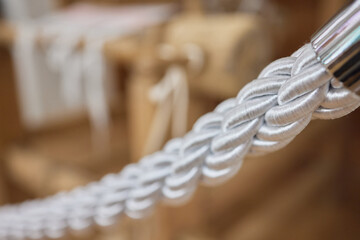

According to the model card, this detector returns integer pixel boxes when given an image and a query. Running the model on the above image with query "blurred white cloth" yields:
[2,0,55,21]
[11,3,175,150]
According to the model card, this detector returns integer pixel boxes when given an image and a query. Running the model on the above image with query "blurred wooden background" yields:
[0,0,359,239]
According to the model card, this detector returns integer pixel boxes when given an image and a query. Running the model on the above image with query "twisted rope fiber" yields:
[1,44,359,239]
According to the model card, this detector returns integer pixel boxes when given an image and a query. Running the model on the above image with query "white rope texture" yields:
[0,44,359,240]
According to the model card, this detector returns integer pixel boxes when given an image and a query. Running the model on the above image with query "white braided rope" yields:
[0,44,359,240]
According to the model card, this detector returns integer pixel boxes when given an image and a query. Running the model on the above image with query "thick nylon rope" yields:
[1,44,359,240]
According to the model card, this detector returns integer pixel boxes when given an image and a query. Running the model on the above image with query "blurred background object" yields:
[1,0,56,21]
[0,0,359,239]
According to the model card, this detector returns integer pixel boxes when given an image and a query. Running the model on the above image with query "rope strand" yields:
[0,44,359,240]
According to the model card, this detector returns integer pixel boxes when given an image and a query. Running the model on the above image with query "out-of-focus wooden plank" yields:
[104,36,141,65]
[0,170,8,204]
[224,139,341,240]
[97,218,132,240]
[126,26,164,162]
[5,148,93,196]
[26,115,130,173]
[127,64,157,162]
[0,43,23,153]
[164,14,271,99]
[0,22,15,47]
